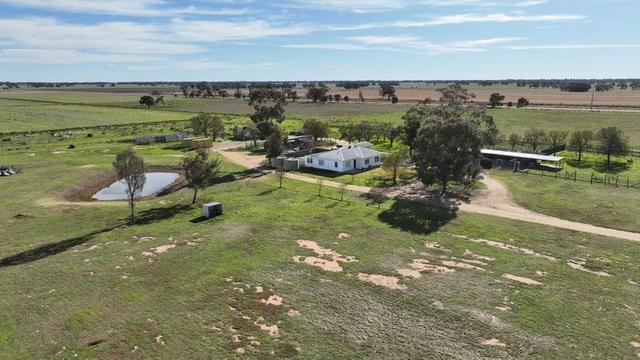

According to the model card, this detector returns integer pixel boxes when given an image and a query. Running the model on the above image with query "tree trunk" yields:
[607,152,611,167]
[578,149,582,162]
[191,187,198,204]
[392,167,397,185]
[129,198,135,224]
[440,179,447,197]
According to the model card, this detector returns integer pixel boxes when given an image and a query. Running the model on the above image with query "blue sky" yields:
[0,0,638,81]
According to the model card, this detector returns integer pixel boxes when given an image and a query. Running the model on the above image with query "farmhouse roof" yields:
[481,149,564,162]
[311,146,383,162]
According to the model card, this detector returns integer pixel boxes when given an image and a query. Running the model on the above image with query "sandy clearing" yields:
[254,317,279,337]
[503,274,543,285]
[296,240,357,263]
[338,233,352,239]
[442,260,486,271]
[482,338,507,347]
[452,257,489,267]
[293,256,343,272]
[496,306,512,312]
[287,309,301,317]
[567,260,612,277]
[451,234,557,261]
[260,295,283,306]
[425,241,451,252]
[255,286,264,293]
[536,270,548,276]
[357,273,407,290]
[153,244,176,254]
[398,259,455,279]
[78,164,97,168]
[463,250,495,262]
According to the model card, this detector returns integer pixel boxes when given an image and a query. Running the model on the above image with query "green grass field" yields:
[0,98,195,133]
[2,131,640,358]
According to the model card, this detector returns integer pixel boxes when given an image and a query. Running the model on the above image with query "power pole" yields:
[590,82,596,112]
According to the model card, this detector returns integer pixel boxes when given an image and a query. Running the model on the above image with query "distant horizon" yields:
[4,78,640,84]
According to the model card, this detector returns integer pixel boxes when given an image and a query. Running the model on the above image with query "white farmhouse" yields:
[303,145,383,173]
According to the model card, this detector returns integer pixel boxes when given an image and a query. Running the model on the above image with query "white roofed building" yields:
[303,145,384,173]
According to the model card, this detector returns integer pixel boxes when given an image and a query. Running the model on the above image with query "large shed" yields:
[481,149,565,170]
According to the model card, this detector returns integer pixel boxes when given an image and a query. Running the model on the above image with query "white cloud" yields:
[286,35,523,54]
[393,13,585,27]
[285,0,407,13]
[0,0,250,17]
[0,49,158,64]
[170,18,311,42]
[506,44,640,50]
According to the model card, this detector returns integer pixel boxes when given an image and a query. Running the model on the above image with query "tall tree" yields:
[489,93,505,108]
[303,119,329,141]
[264,130,283,162]
[388,126,402,147]
[244,123,260,149]
[182,150,221,204]
[248,88,287,138]
[190,113,222,139]
[339,124,358,144]
[139,95,155,108]
[548,130,569,150]
[379,83,396,101]
[597,127,629,167]
[381,145,409,185]
[568,130,593,162]
[438,83,475,105]
[523,129,546,152]
[306,86,329,102]
[413,118,482,196]
[113,149,146,223]
[517,97,529,108]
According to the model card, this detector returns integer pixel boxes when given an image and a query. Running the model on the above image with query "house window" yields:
[319,160,325,166]
[365,159,370,165]
[374,156,379,162]
[307,158,313,164]
[334,162,338,168]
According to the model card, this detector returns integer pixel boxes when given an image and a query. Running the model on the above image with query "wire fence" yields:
[495,165,640,190]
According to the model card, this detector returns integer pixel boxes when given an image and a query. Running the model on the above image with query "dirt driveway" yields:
[216,144,640,242]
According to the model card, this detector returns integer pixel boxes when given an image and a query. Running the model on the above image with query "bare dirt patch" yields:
[482,338,507,347]
[463,250,495,262]
[398,259,455,279]
[442,260,486,272]
[293,240,357,272]
[450,233,557,261]
[425,241,451,252]
[260,295,284,306]
[338,233,352,239]
[567,259,612,277]
[357,273,407,290]
[503,274,543,286]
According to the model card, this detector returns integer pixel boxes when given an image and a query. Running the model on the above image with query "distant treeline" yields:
[2,79,640,91]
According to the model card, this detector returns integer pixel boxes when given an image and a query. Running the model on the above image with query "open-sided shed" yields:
[481,149,565,171]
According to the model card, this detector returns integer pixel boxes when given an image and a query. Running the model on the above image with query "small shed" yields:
[202,202,223,218]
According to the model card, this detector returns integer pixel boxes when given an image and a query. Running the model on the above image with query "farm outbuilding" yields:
[481,149,564,171]
[182,137,212,149]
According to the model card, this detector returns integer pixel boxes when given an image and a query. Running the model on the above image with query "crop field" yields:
[0,98,195,133]
[2,131,640,358]
[7,82,640,108]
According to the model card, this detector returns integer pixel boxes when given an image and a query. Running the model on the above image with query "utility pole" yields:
[590,82,596,112]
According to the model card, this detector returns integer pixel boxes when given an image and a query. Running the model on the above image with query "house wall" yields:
[304,157,348,172]
[303,155,381,173]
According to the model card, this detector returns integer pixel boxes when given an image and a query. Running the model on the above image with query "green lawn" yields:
[2,130,640,358]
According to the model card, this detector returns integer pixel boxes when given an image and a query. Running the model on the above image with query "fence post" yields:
[627,177,630,188]
[590,172,593,184]
[574,170,577,182]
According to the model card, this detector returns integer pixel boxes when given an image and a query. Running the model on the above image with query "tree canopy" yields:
[182,150,221,204]
[597,127,628,167]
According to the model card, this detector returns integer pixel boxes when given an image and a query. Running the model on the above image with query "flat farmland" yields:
[0,99,194,133]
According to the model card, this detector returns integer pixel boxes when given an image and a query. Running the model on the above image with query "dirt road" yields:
[217,145,640,242]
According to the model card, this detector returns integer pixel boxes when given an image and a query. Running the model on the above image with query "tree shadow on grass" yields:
[133,204,193,225]
[0,226,119,267]
[566,159,594,169]
[594,161,630,174]
[378,198,458,235]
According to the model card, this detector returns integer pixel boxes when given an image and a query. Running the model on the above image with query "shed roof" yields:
[481,149,564,162]
[309,146,383,162]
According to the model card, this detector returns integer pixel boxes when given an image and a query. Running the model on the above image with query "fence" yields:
[494,165,640,190]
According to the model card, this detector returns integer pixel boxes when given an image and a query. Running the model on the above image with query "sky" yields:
[0,0,638,82]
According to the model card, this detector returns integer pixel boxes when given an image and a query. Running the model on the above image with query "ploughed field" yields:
[1,129,640,358]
